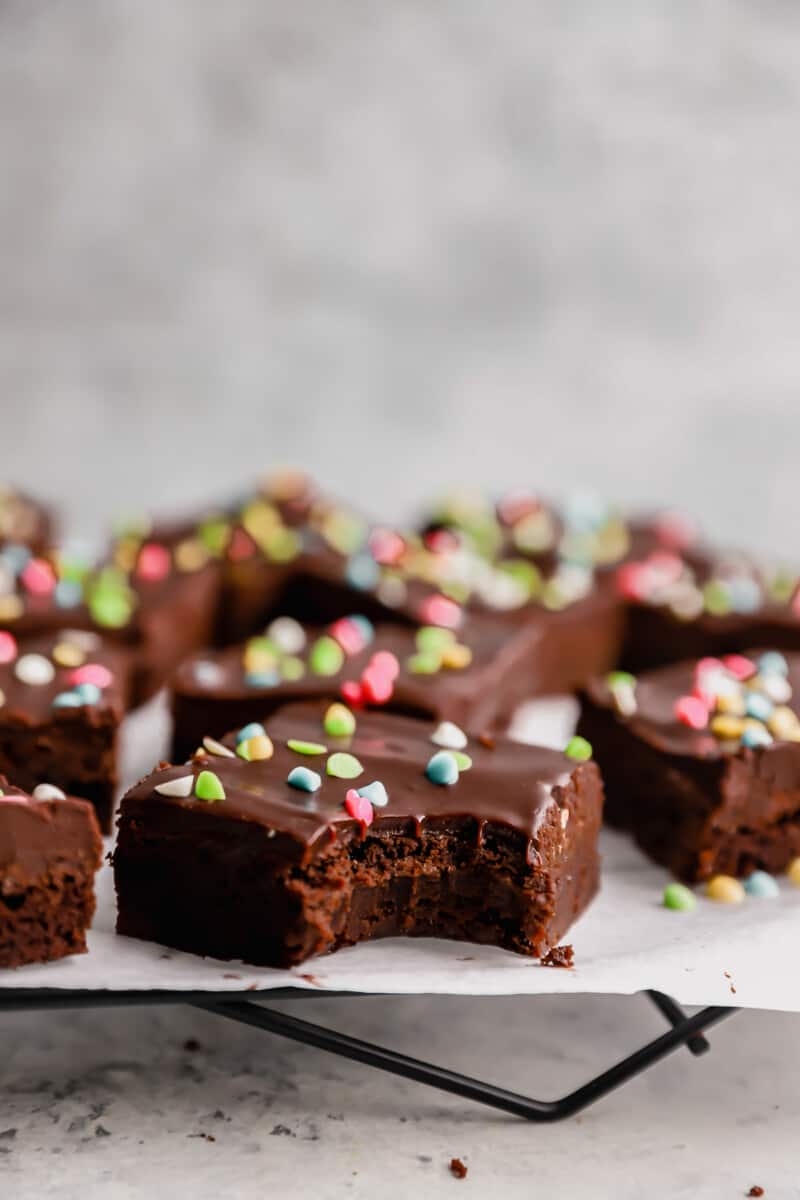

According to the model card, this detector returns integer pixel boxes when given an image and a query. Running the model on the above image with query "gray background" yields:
[2,4,799,1196]
[2,1,798,549]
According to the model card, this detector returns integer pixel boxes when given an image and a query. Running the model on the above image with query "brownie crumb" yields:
[449,1158,468,1180]
[478,733,495,749]
[747,1187,764,1197]
[541,944,574,969]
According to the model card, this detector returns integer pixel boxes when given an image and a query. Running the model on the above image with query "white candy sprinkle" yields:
[15,653,55,686]
[155,776,194,798]
[32,783,66,801]
[202,736,235,758]
[430,720,468,750]
[762,674,792,704]
[60,629,101,651]
[194,660,224,688]
[267,616,306,655]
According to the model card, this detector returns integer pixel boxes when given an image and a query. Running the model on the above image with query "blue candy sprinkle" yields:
[742,725,772,748]
[52,691,83,709]
[1,544,31,575]
[345,553,380,591]
[744,870,780,898]
[55,579,83,608]
[236,721,267,744]
[245,671,280,688]
[287,765,321,793]
[758,651,790,677]
[425,751,460,786]
[350,615,375,644]
[745,692,774,722]
[357,781,389,808]
[75,682,102,705]
[727,576,762,614]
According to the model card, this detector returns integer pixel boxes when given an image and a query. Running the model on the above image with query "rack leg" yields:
[194,995,738,1123]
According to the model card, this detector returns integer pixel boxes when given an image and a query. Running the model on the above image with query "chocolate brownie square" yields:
[0,630,128,830]
[579,649,800,880]
[0,780,102,967]
[115,703,603,967]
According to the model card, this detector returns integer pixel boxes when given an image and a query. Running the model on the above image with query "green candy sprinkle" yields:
[287,739,328,756]
[195,770,226,802]
[607,670,636,689]
[281,656,305,681]
[324,703,356,737]
[198,517,230,557]
[263,527,302,563]
[451,751,472,771]
[406,652,441,675]
[663,882,697,912]
[89,589,134,628]
[326,752,363,779]
[309,635,345,677]
[416,626,455,655]
[564,736,592,762]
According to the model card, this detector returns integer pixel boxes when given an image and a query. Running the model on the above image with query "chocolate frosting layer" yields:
[124,702,586,865]
[0,631,127,724]
[586,651,800,762]
[0,780,103,876]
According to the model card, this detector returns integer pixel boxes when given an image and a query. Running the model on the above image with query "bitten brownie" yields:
[115,702,603,967]
[0,779,102,967]
[169,613,545,762]
[0,630,128,830]
[579,649,800,881]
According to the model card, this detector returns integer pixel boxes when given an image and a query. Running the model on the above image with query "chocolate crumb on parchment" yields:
[541,944,574,968]
[449,1158,468,1180]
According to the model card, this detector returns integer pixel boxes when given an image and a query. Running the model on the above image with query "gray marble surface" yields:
[2,2,800,1195]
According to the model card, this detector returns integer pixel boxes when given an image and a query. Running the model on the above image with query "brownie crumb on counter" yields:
[449,1158,468,1180]
[747,1186,765,1197]
[541,943,575,968]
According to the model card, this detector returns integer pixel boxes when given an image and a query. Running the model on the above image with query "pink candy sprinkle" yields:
[368,651,400,682]
[227,528,255,562]
[344,789,374,826]
[423,528,459,555]
[0,631,17,664]
[69,663,113,689]
[361,668,394,705]
[722,654,756,681]
[616,562,648,601]
[674,695,709,729]
[694,657,725,680]
[654,510,698,551]
[136,543,171,582]
[21,558,56,596]
[329,618,367,657]
[368,528,406,566]
[341,680,364,707]
[418,594,462,629]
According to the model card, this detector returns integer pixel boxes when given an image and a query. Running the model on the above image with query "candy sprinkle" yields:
[426,750,459,786]
[326,752,363,779]
[287,765,321,793]
[309,635,345,677]
[452,751,472,771]
[237,734,274,762]
[705,875,745,904]
[674,695,709,730]
[357,780,388,808]
[69,663,113,689]
[0,631,17,664]
[195,770,226,802]
[344,788,374,826]
[663,882,697,911]
[236,722,267,744]
[430,721,468,751]
[202,736,236,758]
[267,616,306,655]
[15,654,55,686]
[564,736,592,762]
[32,783,66,801]
[155,775,194,798]
[743,870,780,899]
[787,857,800,887]
[323,703,356,738]
[288,739,328,756]
[52,640,85,668]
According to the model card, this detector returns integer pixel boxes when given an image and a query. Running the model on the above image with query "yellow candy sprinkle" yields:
[175,538,209,572]
[440,643,473,670]
[768,705,800,738]
[705,875,745,904]
[237,734,274,762]
[715,692,746,716]
[710,715,745,740]
[243,644,278,674]
[0,596,23,621]
[0,688,5,707]
[787,857,800,887]
[52,641,86,668]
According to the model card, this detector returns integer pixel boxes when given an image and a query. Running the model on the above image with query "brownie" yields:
[0,630,128,830]
[579,649,800,880]
[114,702,603,967]
[169,614,545,762]
[617,547,800,672]
[0,779,102,967]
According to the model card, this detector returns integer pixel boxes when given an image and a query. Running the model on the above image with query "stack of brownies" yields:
[3,475,800,970]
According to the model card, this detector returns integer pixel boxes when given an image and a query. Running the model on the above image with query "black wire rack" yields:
[0,986,739,1122]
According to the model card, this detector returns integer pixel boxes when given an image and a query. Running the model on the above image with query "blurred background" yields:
[1,2,797,550]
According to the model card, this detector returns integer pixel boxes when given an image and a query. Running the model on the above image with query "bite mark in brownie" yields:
[114,703,603,967]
